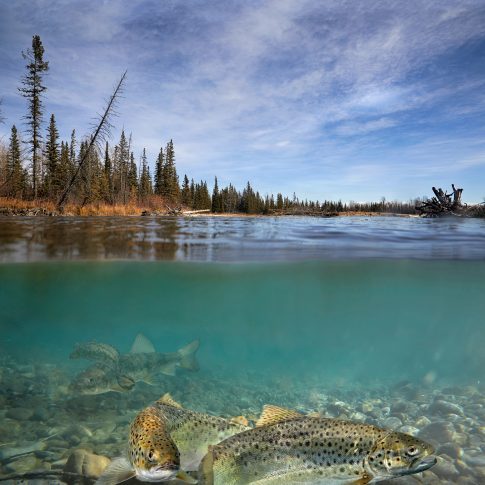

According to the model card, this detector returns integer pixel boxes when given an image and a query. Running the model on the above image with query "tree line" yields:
[0,35,420,215]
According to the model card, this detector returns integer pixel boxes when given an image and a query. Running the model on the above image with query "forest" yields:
[0,35,420,216]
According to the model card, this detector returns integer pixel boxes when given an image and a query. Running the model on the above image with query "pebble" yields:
[428,399,464,416]
[64,449,111,478]
[432,455,459,479]
[382,416,402,429]
[418,421,455,443]
[6,407,34,420]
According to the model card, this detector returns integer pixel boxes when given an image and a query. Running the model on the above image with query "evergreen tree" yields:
[139,148,153,199]
[104,141,113,203]
[211,176,222,212]
[276,193,284,210]
[18,35,49,199]
[6,125,27,197]
[44,113,59,196]
[58,141,71,193]
[69,129,76,166]
[154,146,164,195]
[128,152,138,196]
[181,174,191,206]
[189,178,195,208]
[162,139,179,200]
[117,130,129,203]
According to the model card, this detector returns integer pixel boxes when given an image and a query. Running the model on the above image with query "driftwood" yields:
[416,184,484,218]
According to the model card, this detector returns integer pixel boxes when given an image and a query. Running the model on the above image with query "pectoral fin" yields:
[160,362,177,376]
[94,457,135,485]
[347,472,373,484]
[176,470,197,484]
[116,375,135,391]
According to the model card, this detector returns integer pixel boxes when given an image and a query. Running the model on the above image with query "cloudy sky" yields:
[1,0,485,202]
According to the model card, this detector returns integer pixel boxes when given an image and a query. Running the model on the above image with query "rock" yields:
[32,406,50,421]
[414,415,431,428]
[6,407,34,420]
[432,455,459,479]
[350,411,367,422]
[418,421,455,443]
[474,466,485,480]
[428,400,464,416]
[391,400,408,413]
[360,401,374,413]
[5,454,39,473]
[437,443,463,460]
[399,425,419,436]
[382,416,402,429]
[64,449,110,479]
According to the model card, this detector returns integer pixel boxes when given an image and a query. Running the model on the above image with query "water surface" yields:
[0,215,484,483]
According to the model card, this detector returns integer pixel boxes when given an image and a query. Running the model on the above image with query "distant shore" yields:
[0,198,416,218]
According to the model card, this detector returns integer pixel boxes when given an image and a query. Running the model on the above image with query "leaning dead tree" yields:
[57,71,127,211]
[416,184,483,217]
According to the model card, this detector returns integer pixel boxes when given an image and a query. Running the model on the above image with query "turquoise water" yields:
[0,215,484,483]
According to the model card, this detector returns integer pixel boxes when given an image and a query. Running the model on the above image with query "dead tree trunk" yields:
[416,184,468,217]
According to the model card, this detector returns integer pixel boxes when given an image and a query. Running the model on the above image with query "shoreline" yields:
[0,198,417,218]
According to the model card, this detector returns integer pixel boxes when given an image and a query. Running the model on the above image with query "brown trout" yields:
[96,394,250,484]
[199,405,436,484]
[70,334,199,394]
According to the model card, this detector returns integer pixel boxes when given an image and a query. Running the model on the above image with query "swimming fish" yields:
[96,393,250,485]
[198,405,437,484]
[70,341,120,366]
[70,334,199,394]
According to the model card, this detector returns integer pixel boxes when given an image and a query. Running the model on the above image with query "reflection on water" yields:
[1,215,485,262]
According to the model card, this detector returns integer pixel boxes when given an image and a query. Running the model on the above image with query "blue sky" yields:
[1,0,485,202]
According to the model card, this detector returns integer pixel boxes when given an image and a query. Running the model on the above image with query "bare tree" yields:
[57,71,127,211]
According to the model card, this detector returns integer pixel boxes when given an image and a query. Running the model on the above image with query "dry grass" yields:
[0,196,171,216]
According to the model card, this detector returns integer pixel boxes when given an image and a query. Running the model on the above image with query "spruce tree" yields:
[117,130,129,202]
[58,141,71,193]
[139,148,153,199]
[128,152,138,196]
[104,141,113,203]
[181,174,191,206]
[6,125,27,198]
[154,146,164,195]
[44,113,59,196]
[211,176,222,212]
[162,139,179,201]
[18,35,49,199]
[69,129,76,165]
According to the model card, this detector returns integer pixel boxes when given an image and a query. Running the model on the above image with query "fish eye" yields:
[406,446,419,456]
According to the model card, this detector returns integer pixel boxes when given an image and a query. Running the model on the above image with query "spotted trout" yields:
[70,334,199,394]
[199,405,437,484]
[96,394,250,484]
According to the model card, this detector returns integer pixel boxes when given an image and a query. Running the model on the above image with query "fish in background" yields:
[198,404,437,484]
[69,333,199,394]
[96,393,250,485]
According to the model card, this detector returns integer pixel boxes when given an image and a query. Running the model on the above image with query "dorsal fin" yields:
[130,333,156,353]
[157,392,183,409]
[256,405,303,427]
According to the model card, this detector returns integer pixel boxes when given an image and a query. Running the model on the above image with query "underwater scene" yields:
[1,216,485,485]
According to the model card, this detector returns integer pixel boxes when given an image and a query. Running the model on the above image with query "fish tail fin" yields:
[177,340,200,371]
[94,457,135,485]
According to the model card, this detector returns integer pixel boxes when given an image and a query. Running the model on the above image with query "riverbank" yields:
[0,197,415,218]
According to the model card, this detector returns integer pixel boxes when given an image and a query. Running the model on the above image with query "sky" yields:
[1,0,485,203]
